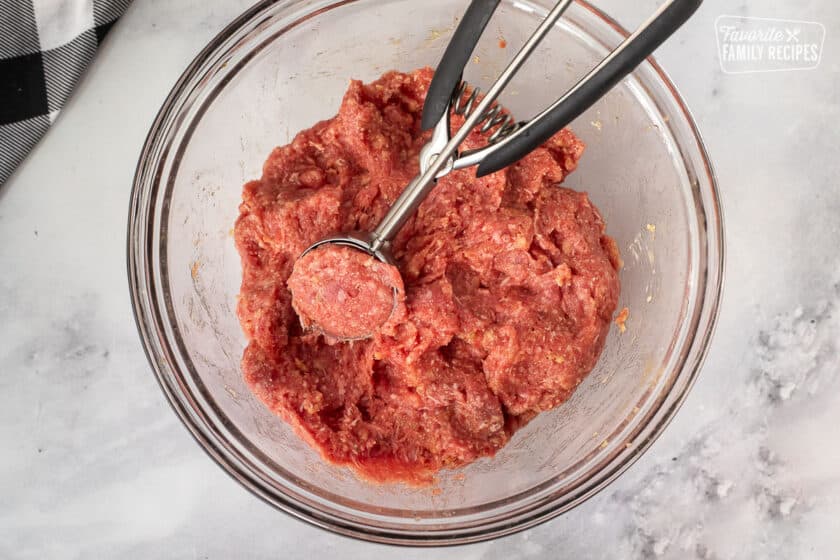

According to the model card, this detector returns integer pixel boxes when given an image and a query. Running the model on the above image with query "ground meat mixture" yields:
[235,68,621,484]
[288,244,405,339]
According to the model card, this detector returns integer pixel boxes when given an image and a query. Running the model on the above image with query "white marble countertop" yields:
[2,0,839,558]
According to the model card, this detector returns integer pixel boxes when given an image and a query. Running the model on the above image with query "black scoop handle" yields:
[421,0,502,131]
[476,0,703,177]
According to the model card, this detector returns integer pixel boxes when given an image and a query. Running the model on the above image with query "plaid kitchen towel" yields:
[0,0,131,185]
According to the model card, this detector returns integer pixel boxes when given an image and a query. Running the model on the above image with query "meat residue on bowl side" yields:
[234,68,621,484]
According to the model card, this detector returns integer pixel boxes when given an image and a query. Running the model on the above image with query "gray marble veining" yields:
[1,0,839,558]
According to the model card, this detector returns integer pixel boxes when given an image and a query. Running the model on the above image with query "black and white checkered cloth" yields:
[0,0,131,185]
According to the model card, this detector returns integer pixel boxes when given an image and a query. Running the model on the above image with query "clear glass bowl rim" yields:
[127,0,726,546]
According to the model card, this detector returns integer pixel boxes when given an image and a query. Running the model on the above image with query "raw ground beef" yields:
[287,244,405,340]
[235,68,621,484]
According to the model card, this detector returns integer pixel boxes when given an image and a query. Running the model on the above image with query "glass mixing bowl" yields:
[128,0,724,545]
